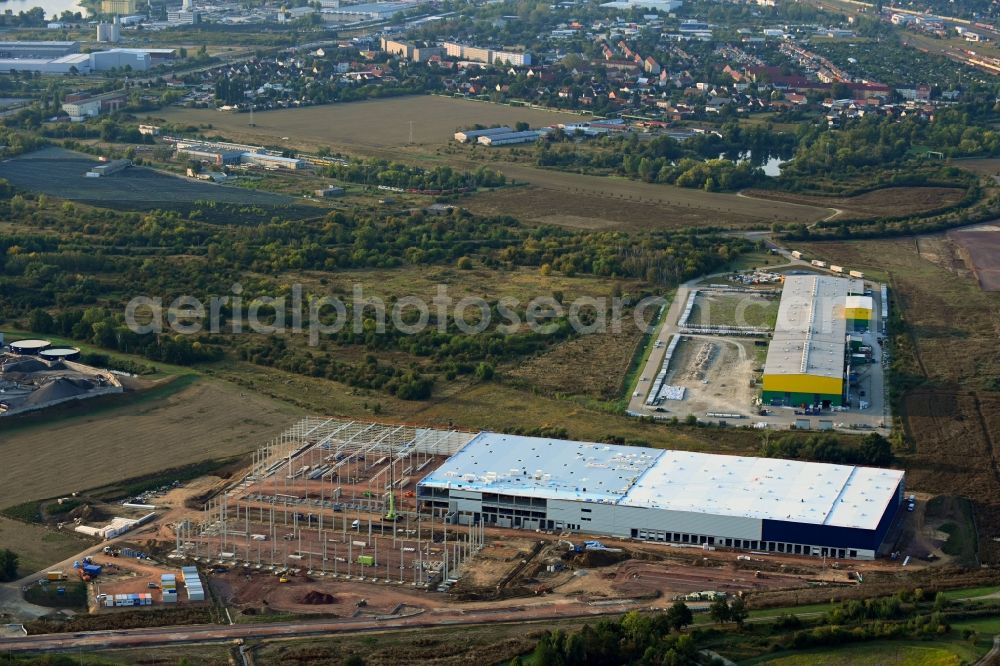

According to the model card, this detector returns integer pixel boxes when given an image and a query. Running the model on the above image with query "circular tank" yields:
[40,347,81,362]
[9,339,51,355]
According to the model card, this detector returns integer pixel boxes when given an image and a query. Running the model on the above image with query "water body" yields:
[0,0,89,19]
[718,150,787,177]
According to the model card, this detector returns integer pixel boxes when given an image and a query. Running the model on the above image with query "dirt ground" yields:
[915,234,976,282]
[610,560,802,599]
[0,378,300,508]
[947,223,1000,291]
[741,186,968,220]
[91,556,204,609]
[459,540,538,588]
[660,336,757,418]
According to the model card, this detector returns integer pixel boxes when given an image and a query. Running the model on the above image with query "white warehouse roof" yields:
[845,295,874,311]
[420,433,903,531]
[763,274,851,379]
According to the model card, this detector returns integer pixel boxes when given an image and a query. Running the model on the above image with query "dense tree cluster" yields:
[517,607,697,666]
[536,123,795,191]
[759,433,894,466]
[0,549,18,582]
[323,161,506,191]
[1,192,743,399]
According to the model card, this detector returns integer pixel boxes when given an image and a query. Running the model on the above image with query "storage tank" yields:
[40,347,81,362]
[10,339,50,355]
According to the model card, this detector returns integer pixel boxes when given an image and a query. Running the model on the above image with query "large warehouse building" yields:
[761,274,866,408]
[418,433,904,560]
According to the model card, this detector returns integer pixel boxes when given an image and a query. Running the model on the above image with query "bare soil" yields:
[661,336,757,418]
[948,223,1000,291]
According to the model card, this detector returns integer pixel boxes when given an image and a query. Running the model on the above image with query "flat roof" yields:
[420,433,903,530]
[0,41,78,47]
[419,432,660,503]
[53,54,92,64]
[625,449,903,529]
[845,295,873,310]
[763,274,849,379]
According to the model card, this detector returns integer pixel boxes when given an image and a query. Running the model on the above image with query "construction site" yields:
[172,419,486,590]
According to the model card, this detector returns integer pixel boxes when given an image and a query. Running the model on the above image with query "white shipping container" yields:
[352,540,367,548]
[849,270,864,278]
[790,250,802,259]
[830,265,843,273]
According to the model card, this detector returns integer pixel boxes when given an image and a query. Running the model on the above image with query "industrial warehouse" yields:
[418,432,904,560]
[761,274,873,409]
[177,419,904,568]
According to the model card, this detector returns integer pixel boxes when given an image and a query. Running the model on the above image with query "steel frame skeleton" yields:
[174,419,481,587]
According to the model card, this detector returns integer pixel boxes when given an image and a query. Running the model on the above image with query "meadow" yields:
[156,96,829,230]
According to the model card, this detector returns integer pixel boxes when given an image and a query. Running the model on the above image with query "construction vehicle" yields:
[383,491,399,522]
[278,577,289,583]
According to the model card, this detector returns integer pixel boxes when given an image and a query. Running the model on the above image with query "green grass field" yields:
[689,292,780,329]
[23,579,88,609]
[747,641,970,666]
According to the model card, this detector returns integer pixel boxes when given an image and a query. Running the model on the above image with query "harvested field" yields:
[158,96,592,151]
[798,238,1000,563]
[0,377,300,508]
[952,157,1000,178]
[157,97,828,230]
[462,171,826,230]
[947,222,1000,291]
[742,186,968,220]
[0,147,310,215]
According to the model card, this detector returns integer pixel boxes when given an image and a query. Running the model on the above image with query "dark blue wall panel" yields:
[762,480,903,551]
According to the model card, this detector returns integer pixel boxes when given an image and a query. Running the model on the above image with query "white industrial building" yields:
[418,433,904,559]
[0,40,171,75]
[477,129,546,145]
[0,41,79,59]
[454,126,513,143]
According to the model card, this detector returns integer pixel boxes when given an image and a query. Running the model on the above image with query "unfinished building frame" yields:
[174,419,483,587]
